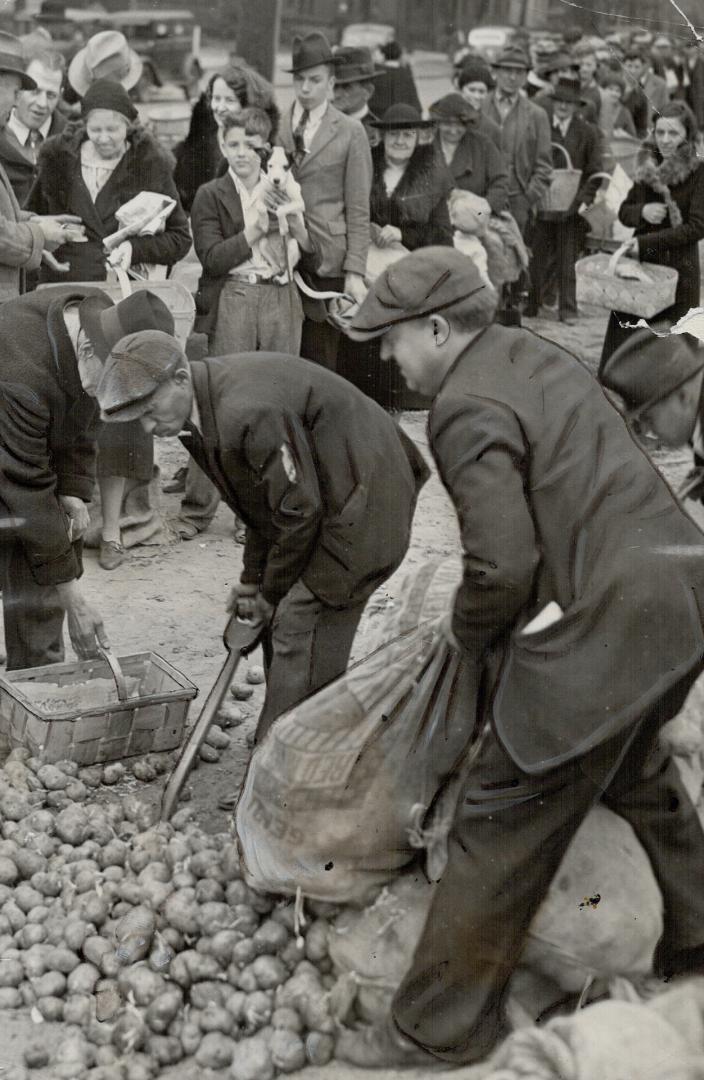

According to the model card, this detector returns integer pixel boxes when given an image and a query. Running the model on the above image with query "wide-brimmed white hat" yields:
[68,30,143,97]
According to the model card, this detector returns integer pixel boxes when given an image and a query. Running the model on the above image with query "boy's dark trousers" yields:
[299,274,345,372]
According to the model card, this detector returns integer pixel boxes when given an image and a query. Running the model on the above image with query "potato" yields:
[54,807,90,846]
[199,1002,233,1034]
[16,923,46,949]
[112,1010,147,1054]
[64,992,94,1026]
[53,760,79,778]
[198,743,220,764]
[162,891,200,936]
[225,989,246,1023]
[144,1034,183,1066]
[117,966,166,1007]
[36,994,63,1020]
[148,933,175,973]
[132,758,158,783]
[31,970,66,997]
[121,797,155,831]
[237,967,259,994]
[98,839,128,870]
[102,763,126,786]
[125,1053,158,1080]
[77,892,109,927]
[243,990,273,1032]
[0,986,21,1008]
[95,1046,119,1066]
[179,1020,202,1056]
[169,807,194,832]
[271,1007,303,1033]
[189,981,228,1010]
[205,725,230,751]
[171,870,195,890]
[0,958,23,987]
[279,938,306,968]
[48,946,80,973]
[0,791,33,822]
[270,1029,306,1072]
[80,766,103,789]
[36,764,69,791]
[30,871,61,898]
[252,919,289,956]
[251,956,287,991]
[4,900,26,931]
[65,780,88,801]
[83,935,112,967]
[230,1034,275,1080]
[195,878,224,905]
[304,918,330,963]
[67,962,100,995]
[14,849,47,880]
[188,849,223,881]
[306,1031,335,1066]
[144,986,183,1033]
[166,952,191,990]
[0,856,18,886]
[245,665,265,685]
[24,1042,49,1068]
[230,682,254,701]
[63,918,90,953]
[197,901,232,934]
[196,1031,236,1069]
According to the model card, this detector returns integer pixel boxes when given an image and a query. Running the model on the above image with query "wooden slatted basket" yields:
[0,653,197,765]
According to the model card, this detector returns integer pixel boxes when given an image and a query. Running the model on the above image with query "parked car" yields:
[340,22,395,52]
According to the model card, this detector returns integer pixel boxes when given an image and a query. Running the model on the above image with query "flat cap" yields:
[97,330,187,423]
[346,247,489,340]
[600,329,704,412]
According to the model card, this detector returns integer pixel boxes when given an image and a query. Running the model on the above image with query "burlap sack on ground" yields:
[236,559,474,905]
[328,805,663,1021]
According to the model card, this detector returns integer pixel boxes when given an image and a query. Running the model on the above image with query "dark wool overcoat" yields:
[370,142,453,249]
[184,354,429,608]
[0,287,107,586]
[432,323,704,773]
[27,124,191,283]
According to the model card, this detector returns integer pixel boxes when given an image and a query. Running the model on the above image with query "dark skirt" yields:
[97,419,154,481]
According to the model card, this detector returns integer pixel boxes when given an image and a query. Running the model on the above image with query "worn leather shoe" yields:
[335,1017,445,1069]
[99,540,126,571]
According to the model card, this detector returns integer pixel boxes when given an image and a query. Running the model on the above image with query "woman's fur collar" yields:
[635,139,700,189]
[38,123,168,199]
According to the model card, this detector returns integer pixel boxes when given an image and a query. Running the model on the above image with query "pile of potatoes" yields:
[0,748,340,1080]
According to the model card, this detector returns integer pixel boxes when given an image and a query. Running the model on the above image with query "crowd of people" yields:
[0,14,704,1074]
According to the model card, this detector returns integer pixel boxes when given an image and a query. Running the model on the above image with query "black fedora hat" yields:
[333,45,380,84]
[0,32,36,90]
[78,289,175,362]
[287,31,334,74]
[552,74,582,104]
[371,103,435,130]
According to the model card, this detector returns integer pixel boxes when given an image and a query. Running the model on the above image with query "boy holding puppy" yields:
[191,107,311,355]
[179,107,313,540]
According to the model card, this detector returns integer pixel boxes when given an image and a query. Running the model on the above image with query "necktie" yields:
[28,130,42,164]
[292,108,310,168]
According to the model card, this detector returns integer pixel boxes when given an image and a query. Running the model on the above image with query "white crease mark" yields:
[618,307,704,345]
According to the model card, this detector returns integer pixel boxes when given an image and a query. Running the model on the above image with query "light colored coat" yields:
[279,103,372,279]
[0,159,44,300]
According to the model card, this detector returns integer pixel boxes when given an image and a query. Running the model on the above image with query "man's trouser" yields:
[1,538,68,670]
[255,580,366,743]
[393,669,704,1064]
[299,275,345,373]
[528,213,581,318]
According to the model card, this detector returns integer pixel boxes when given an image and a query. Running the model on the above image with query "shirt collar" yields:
[228,167,260,203]
[7,109,52,146]
[292,99,328,126]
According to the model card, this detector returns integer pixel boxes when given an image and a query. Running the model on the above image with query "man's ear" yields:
[430,314,451,346]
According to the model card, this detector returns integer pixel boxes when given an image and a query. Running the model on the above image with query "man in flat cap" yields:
[96,334,428,782]
[0,287,174,669]
[602,328,704,496]
[335,247,704,1066]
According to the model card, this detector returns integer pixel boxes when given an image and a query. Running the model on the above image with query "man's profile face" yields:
[138,374,193,437]
[0,72,22,127]
[76,331,103,397]
[379,319,441,396]
[333,79,372,115]
[15,61,62,130]
[293,64,334,110]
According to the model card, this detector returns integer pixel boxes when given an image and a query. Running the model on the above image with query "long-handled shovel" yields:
[160,615,263,822]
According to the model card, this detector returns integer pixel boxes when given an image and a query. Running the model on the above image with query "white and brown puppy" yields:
[255,146,306,283]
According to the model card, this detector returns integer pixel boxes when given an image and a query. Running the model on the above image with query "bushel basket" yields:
[576,241,678,318]
[543,143,582,212]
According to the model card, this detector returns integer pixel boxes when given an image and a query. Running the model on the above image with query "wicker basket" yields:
[544,143,583,213]
[575,242,678,318]
[0,652,197,765]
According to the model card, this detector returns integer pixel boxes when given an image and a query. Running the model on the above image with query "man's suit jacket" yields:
[279,103,372,280]
[430,323,704,773]
[185,354,429,608]
[0,159,43,301]
[484,93,553,208]
[687,56,704,129]
[0,286,105,586]
[0,111,65,207]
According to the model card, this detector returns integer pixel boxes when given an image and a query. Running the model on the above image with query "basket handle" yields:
[551,141,574,170]
[606,240,635,275]
[587,171,614,186]
[99,647,129,702]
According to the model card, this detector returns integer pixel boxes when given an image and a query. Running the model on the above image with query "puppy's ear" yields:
[283,149,296,170]
[256,145,273,168]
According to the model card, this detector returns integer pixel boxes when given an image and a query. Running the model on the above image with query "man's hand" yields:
[344,272,368,306]
[106,240,133,271]
[59,495,90,540]
[375,224,403,249]
[226,582,274,625]
[642,202,667,225]
[56,581,109,660]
